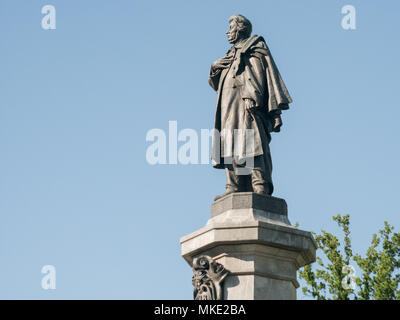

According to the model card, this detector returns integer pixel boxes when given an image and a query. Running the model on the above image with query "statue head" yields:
[226,14,252,44]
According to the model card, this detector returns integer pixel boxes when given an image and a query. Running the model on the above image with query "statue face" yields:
[226,21,240,44]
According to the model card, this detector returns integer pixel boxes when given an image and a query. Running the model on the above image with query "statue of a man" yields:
[209,14,292,201]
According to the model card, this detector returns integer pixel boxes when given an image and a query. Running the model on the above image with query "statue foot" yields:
[253,184,273,196]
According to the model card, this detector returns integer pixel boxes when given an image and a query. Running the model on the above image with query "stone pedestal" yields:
[180,192,316,300]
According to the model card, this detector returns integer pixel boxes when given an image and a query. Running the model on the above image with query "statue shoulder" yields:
[248,37,270,56]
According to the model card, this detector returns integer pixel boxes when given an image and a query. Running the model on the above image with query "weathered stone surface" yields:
[211,192,287,217]
[180,192,316,300]
[192,256,229,300]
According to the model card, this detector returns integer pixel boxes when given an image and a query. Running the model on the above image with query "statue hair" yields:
[228,14,252,38]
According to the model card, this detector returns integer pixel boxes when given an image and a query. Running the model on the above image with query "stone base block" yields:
[180,192,316,300]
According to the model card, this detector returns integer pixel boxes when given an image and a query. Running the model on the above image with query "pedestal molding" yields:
[180,193,316,300]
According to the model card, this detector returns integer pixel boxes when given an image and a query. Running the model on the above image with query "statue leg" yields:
[214,165,240,201]
[232,158,252,192]
[225,167,240,192]
[214,156,274,201]
[250,155,273,195]
[251,168,273,195]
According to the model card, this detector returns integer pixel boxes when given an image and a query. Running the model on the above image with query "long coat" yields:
[209,35,292,170]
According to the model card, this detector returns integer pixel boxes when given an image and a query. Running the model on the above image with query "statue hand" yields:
[212,57,232,70]
[243,99,256,121]
[243,98,256,111]
[272,115,282,132]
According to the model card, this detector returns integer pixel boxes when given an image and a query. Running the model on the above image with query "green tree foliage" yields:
[299,214,400,300]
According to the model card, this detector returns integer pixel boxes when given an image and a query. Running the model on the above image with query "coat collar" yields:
[227,35,265,56]
[240,35,264,54]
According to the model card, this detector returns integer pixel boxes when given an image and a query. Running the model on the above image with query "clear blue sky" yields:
[1,0,399,299]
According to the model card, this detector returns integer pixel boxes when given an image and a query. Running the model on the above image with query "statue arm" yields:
[209,53,234,91]
[241,54,267,108]
[208,66,222,91]
[242,52,284,132]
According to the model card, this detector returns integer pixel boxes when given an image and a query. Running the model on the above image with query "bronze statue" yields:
[209,15,292,201]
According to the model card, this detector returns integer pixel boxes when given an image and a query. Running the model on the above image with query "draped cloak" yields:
[209,35,292,175]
